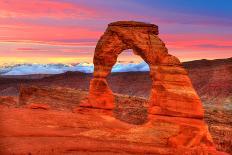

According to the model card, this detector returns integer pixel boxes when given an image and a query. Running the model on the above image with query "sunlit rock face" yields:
[87,21,203,118]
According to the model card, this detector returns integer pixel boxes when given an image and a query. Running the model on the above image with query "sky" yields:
[0,0,231,65]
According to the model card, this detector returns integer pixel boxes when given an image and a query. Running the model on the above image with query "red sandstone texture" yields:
[86,21,204,119]
[0,86,227,154]
[185,58,232,108]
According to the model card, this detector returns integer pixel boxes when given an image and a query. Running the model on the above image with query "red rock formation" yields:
[0,96,17,107]
[19,85,87,110]
[86,21,204,118]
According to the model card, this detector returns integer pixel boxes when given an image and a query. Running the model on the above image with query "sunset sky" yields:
[0,0,231,65]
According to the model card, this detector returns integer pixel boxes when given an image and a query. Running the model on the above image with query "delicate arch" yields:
[83,21,204,118]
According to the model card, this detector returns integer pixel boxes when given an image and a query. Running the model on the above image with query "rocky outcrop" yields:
[184,58,232,109]
[19,85,87,110]
[85,21,204,119]
[0,96,17,107]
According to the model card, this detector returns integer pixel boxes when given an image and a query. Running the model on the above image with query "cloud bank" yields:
[0,62,149,75]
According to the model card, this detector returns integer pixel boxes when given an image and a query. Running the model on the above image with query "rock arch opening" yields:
[108,49,151,98]
[82,21,204,119]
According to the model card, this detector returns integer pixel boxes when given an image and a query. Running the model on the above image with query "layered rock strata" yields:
[86,21,203,118]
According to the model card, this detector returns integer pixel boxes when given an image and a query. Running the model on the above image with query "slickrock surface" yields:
[87,21,204,119]
[2,85,225,155]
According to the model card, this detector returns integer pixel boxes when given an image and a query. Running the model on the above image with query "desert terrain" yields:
[0,58,231,154]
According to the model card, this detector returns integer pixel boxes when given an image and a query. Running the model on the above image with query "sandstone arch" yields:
[86,21,204,118]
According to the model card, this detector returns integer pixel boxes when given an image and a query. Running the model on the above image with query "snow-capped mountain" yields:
[0,62,149,75]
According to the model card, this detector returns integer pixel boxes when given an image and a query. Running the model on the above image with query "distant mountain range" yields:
[0,62,150,75]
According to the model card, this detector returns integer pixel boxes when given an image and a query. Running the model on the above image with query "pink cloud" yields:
[160,33,232,51]
[157,33,232,61]
[0,0,97,19]
[0,23,101,43]
[16,48,45,51]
